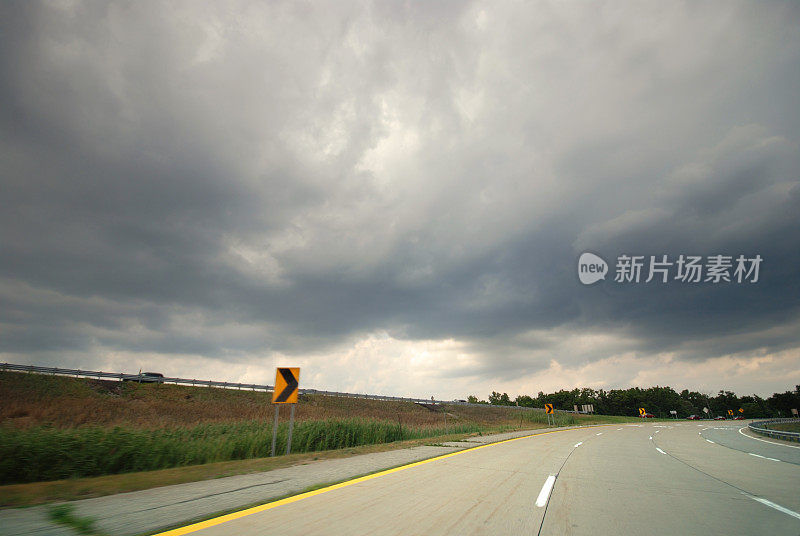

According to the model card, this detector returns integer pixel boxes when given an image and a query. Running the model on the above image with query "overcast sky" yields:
[2,1,799,400]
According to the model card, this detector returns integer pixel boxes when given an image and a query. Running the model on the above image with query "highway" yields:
[159,421,800,536]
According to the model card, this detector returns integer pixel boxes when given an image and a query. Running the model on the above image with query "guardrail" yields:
[748,418,800,443]
[0,362,556,412]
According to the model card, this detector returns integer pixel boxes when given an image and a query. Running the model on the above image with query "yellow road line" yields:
[153,423,618,535]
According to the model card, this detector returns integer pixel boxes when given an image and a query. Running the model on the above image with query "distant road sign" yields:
[703,407,709,414]
[669,410,677,415]
[639,408,646,416]
[272,368,300,404]
[738,408,744,414]
[727,409,733,416]
[792,408,799,416]
[545,403,554,414]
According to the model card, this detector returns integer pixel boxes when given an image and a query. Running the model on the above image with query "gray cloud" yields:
[1,1,799,394]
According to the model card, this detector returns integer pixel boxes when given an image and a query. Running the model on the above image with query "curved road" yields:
[700,424,800,465]
[158,421,800,536]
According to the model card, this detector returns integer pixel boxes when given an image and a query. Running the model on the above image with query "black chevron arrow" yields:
[275,368,298,402]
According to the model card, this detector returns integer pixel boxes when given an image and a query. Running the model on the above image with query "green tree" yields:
[488,391,512,406]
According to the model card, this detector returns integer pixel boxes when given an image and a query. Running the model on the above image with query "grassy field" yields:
[0,435,489,508]
[0,370,642,505]
[768,422,800,433]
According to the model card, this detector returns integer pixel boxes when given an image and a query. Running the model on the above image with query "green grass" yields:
[0,413,634,485]
[48,504,104,535]
[768,422,800,433]
[0,419,489,485]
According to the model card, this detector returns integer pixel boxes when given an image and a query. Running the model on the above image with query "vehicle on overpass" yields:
[123,372,165,383]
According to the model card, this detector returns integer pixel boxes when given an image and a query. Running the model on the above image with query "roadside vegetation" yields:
[475,384,800,420]
[1,419,485,484]
[0,371,638,494]
[48,504,104,535]
[767,422,800,433]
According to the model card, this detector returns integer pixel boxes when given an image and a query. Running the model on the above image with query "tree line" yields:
[467,385,800,419]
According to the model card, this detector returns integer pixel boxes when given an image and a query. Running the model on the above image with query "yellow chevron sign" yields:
[272,368,300,404]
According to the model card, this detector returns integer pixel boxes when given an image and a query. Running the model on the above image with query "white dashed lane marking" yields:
[535,475,557,508]
[748,495,800,520]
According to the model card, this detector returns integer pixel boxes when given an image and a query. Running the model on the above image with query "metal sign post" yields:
[270,405,279,457]
[286,404,295,455]
[545,404,554,426]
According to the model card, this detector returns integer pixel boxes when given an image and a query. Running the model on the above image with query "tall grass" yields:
[0,419,485,485]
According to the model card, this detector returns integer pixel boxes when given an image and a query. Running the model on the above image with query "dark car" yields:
[124,372,165,383]
[141,372,164,383]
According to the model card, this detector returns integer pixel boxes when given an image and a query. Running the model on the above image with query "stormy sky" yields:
[1,1,799,399]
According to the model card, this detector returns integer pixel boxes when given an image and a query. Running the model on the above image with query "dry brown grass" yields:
[0,371,535,430]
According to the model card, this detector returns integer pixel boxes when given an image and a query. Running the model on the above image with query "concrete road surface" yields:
[156,421,800,536]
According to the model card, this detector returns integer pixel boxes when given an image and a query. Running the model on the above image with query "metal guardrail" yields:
[0,362,556,412]
[748,418,800,443]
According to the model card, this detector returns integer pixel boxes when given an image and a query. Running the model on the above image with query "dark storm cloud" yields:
[1,0,799,387]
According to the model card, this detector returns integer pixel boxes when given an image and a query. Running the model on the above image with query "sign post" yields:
[270,405,279,457]
[270,367,300,457]
[639,407,646,419]
[727,409,734,418]
[545,403,554,426]
[669,410,677,419]
[792,408,798,417]
[287,404,296,454]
